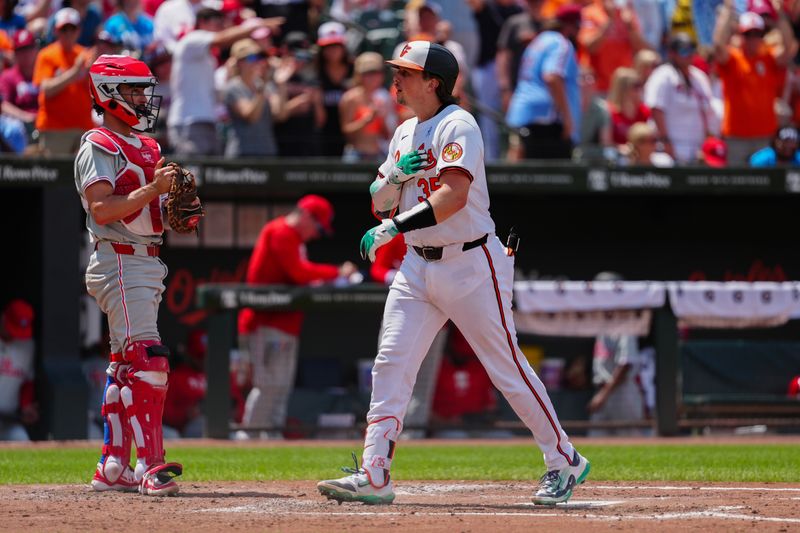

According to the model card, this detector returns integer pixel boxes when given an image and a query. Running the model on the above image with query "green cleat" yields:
[317,453,395,505]
[532,450,590,506]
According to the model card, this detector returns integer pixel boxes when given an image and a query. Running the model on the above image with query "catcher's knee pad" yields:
[120,341,171,477]
[362,416,401,488]
[100,377,133,478]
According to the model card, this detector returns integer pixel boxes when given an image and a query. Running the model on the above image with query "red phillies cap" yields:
[747,0,777,18]
[13,29,35,50]
[555,3,583,23]
[297,194,334,235]
[702,137,727,167]
[2,299,33,340]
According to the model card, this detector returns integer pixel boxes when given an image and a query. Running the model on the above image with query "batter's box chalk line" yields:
[592,484,800,492]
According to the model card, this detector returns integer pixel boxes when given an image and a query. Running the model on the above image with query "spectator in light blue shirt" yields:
[506,3,581,160]
[103,0,154,54]
[749,126,800,167]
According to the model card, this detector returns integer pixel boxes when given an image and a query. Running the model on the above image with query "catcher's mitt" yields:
[165,162,204,234]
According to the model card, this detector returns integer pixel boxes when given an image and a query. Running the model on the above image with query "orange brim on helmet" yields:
[386,40,459,93]
[386,58,424,71]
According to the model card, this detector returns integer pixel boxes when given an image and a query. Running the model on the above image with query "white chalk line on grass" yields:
[592,485,800,492]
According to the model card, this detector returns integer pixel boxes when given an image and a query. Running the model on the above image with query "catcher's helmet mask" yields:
[96,83,162,131]
[90,55,161,132]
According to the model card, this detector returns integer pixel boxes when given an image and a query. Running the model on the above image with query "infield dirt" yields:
[2,479,800,532]
[2,437,799,532]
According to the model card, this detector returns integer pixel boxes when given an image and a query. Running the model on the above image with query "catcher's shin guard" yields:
[119,341,180,481]
[96,374,133,485]
[362,416,401,488]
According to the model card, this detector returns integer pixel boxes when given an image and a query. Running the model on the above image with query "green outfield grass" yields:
[1,443,799,484]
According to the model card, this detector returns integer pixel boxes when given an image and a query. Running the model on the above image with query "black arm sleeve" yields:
[392,199,437,233]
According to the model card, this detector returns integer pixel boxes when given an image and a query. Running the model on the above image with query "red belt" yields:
[96,241,160,257]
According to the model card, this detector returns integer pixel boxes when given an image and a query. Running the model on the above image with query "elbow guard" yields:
[370,176,402,218]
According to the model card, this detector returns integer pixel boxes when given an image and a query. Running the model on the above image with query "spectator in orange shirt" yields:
[712,2,796,164]
[33,8,96,155]
[578,0,652,94]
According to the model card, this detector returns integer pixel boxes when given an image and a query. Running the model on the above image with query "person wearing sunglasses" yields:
[712,0,797,165]
[223,38,290,157]
[644,32,717,164]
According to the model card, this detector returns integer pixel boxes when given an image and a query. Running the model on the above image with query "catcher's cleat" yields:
[532,450,590,506]
[317,453,395,505]
[139,462,182,497]
[91,460,139,492]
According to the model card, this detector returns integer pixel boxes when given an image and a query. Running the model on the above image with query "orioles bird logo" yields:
[441,142,463,162]
[400,43,412,57]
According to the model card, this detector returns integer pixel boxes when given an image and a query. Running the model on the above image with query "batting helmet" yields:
[387,41,459,95]
[89,54,161,133]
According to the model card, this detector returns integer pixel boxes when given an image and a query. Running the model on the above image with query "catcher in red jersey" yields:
[317,41,589,506]
[74,55,193,496]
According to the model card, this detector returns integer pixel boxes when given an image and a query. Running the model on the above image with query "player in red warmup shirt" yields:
[237,195,357,439]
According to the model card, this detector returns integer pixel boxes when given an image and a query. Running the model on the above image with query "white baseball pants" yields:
[85,249,167,353]
[368,235,576,471]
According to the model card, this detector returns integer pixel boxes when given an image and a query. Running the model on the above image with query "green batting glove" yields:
[360,219,399,262]
[387,149,429,185]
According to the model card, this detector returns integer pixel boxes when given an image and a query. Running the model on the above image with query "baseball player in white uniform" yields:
[75,55,183,496]
[318,41,590,506]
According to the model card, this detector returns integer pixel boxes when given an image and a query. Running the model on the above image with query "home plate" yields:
[522,500,625,509]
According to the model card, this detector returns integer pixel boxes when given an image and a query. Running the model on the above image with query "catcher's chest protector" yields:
[85,127,163,234]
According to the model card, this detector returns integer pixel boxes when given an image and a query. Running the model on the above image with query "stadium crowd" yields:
[1,0,800,165]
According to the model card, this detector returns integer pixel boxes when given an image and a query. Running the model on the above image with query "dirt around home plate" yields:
[2,437,800,532]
